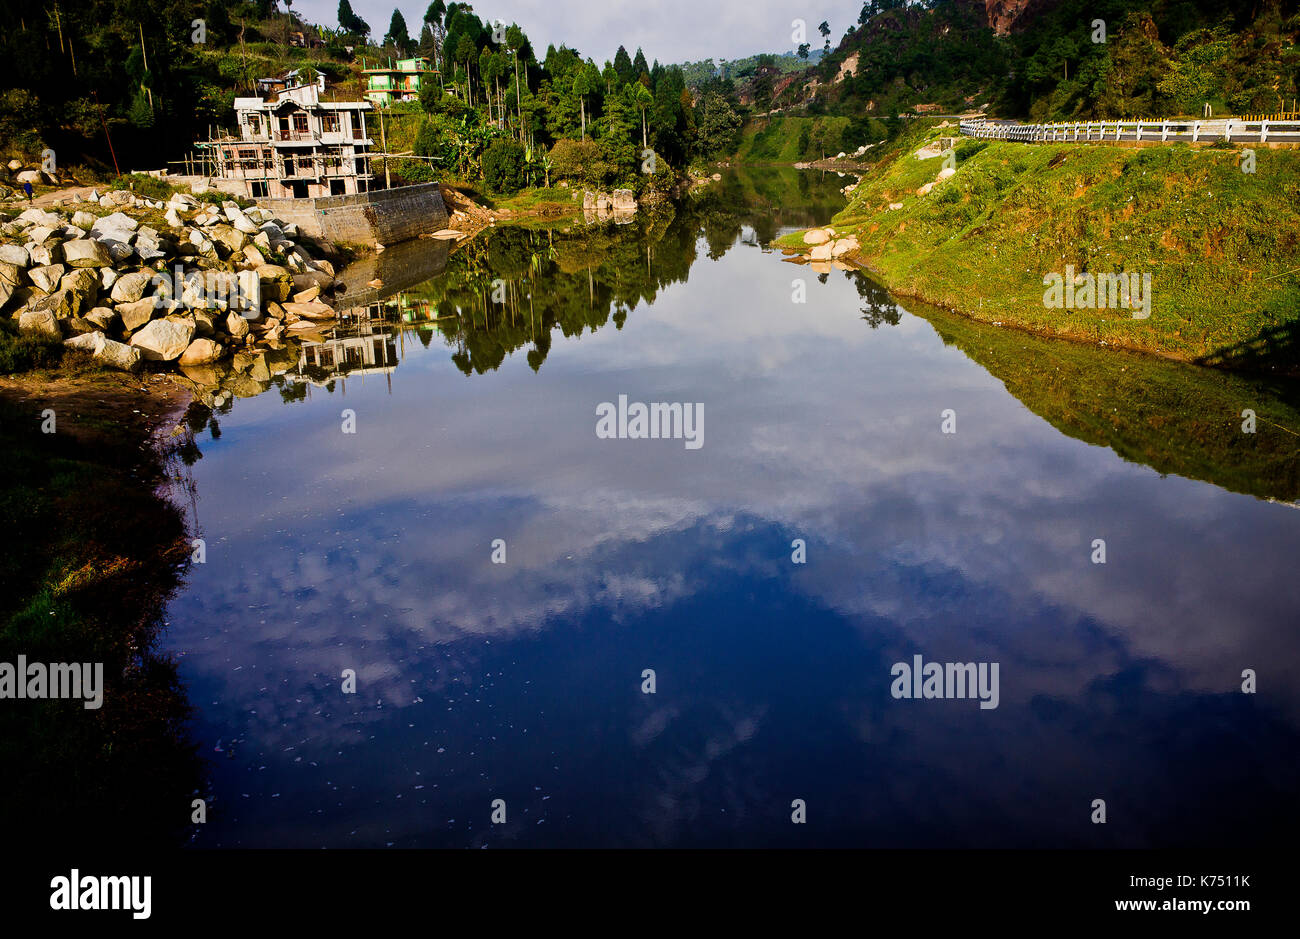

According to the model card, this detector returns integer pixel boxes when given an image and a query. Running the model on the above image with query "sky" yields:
[293,0,848,65]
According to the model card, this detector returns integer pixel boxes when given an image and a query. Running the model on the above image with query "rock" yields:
[0,261,25,287]
[116,297,158,332]
[7,159,21,171]
[611,189,637,210]
[240,245,265,268]
[97,337,143,372]
[100,240,136,264]
[311,258,335,277]
[830,237,859,258]
[99,268,120,291]
[64,331,107,354]
[59,268,99,309]
[192,309,216,336]
[888,202,904,210]
[90,212,139,237]
[292,285,320,304]
[809,242,834,261]
[803,229,831,245]
[0,244,30,267]
[281,300,335,320]
[134,230,166,262]
[61,238,112,268]
[226,311,250,340]
[245,351,271,383]
[17,209,63,228]
[71,211,97,230]
[164,208,185,229]
[27,244,61,267]
[255,264,292,303]
[109,270,153,303]
[19,308,61,338]
[937,166,956,181]
[179,363,226,387]
[167,193,198,210]
[211,224,249,254]
[917,182,935,196]
[129,316,195,360]
[15,169,42,184]
[28,263,66,294]
[235,270,261,314]
[84,306,117,330]
[178,337,223,365]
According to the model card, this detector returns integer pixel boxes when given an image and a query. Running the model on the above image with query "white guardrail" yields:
[960,117,1300,144]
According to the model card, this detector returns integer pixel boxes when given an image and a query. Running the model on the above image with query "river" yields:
[163,167,1300,848]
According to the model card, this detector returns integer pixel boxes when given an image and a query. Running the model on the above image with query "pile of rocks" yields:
[786,227,861,275]
[1,188,341,376]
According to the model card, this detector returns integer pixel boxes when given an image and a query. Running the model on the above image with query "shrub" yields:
[548,138,613,188]
[482,139,527,194]
[0,319,64,374]
[110,173,174,201]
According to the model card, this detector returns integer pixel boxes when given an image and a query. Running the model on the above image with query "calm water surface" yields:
[165,169,1300,848]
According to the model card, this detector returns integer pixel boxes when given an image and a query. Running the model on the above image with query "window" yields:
[250,181,269,198]
[321,113,340,134]
[329,179,346,195]
[292,112,309,135]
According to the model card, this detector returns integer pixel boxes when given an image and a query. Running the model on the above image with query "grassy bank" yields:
[914,296,1300,501]
[781,128,1300,371]
[0,368,203,847]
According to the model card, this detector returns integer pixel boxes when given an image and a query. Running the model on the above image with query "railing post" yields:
[1192,121,1199,142]
[1261,120,1269,143]
[1161,121,1169,142]
[1136,120,1143,141]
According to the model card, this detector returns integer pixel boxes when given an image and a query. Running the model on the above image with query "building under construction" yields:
[204,79,375,199]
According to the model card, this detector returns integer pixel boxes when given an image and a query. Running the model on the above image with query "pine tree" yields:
[385,10,411,54]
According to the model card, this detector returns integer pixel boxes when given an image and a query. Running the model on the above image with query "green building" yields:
[362,56,438,107]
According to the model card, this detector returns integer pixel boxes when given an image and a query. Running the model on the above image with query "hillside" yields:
[781,123,1300,371]
[744,0,1300,121]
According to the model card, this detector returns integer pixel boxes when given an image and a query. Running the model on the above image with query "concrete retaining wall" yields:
[258,182,448,246]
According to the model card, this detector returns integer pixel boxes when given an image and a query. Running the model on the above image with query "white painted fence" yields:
[960,117,1300,145]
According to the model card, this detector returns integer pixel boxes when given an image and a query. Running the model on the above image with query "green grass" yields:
[735,116,853,163]
[805,128,1300,367]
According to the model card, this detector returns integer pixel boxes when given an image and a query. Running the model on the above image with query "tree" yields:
[818,20,831,54]
[797,43,810,61]
[632,48,649,81]
[505,25,529,142]
[695,92,741,158]
[338,0,370,40]
[385,10,411,54]
[424,1,447,69]
[573,67,593,140]
[614,46,634,84]
[482,139,526,192]
[632,82,654,148]
[455,34,477,105]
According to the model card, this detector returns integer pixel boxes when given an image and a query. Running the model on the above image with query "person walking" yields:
[23,180,34,203]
